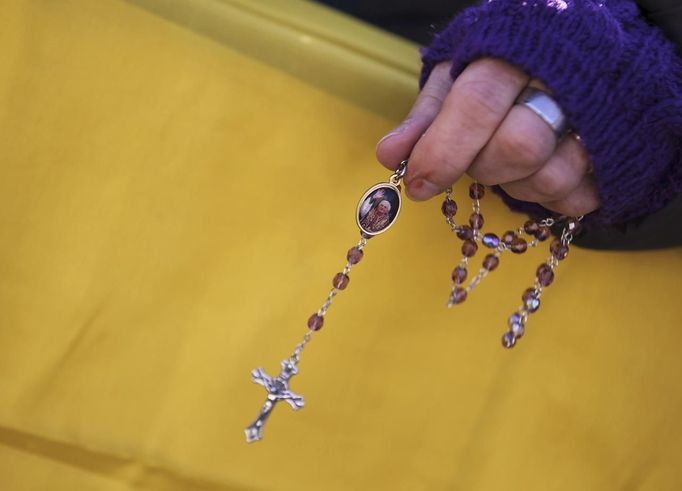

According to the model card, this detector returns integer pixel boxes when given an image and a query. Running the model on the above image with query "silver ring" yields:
[515,87,569,139]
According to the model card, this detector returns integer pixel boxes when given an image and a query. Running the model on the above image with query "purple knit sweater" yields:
[419,0,682,226]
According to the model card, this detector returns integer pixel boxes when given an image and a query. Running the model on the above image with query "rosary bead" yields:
[510,321,525,338]
[452,266,468,284]
[441,199,458,217]
[461,239,478,257]
[501,331,517,348]
[502,230,516,246]
[450,287,468,305]
[469,213,484,230]
[535,226,551,241]
[508,313,524,327]
[523,220,539,235]
[522,288,536,303]
[536,263,555,287]
[522,289,541,313]
[550,239,569,260]
[469,182,485,199]
[510,237,528,254]
[456,225,474,241]
[347,246,364,264]
[482,254,499,271]
[332,273,350,290]
[482,233,500,249]
[307,314,324,331]
[525,297,541,313]
[469,213,485,230]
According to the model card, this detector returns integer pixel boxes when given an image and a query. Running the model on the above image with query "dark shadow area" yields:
[314,0,473,44]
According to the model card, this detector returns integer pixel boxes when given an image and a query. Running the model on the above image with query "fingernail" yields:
[406,178,440,201]
[376,128,402,150]
[375,117,412,150]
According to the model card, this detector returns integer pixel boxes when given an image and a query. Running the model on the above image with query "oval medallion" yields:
[356,183,402,237]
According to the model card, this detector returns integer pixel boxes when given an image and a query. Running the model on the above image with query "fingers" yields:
[375,62,454,170]
[468,79,557,185]
[540,175,601,216]
[405,58,529,200]
[467,99,557,186]
[499,135,590,202]
[475,77,598,213]
[376,60,600,216]
[500,134,600,216]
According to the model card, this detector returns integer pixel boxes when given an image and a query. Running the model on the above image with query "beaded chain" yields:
[244,162,407,443]
[442,182,582,348]
[245,160,581,443]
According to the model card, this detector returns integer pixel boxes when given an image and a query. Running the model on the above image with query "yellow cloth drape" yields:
[1,0,681,489]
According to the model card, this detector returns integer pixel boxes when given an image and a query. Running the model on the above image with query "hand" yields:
[375,58,600,217]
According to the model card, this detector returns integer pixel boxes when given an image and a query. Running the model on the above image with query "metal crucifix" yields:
[244,358,304,443]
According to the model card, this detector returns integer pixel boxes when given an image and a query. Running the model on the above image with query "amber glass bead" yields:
[508,313,524,327]
[452,266,467,284]
[510,321,525,338]
[307,314,324,331]
[456,225,474,241]
[536,263,555,287]
[550,239,569,260]
[469,213,484,230]
[441,199,458,217]
[469,182,485,199]
[502,331,516,348]
[483,254,499,271]
[502,230,516,246]
[523,220,539,235]
[510,237,528,254]
[347,247,363,264]
[451,287,468,305]
[522,288,536,303]
[535,226,551,241]
[522,289,540,313]
[461,240,478,257]
[332,273,350,290]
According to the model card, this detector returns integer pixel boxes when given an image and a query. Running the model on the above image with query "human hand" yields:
[375,59,600,217]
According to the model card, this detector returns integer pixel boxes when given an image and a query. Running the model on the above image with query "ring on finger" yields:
[515,87,570,139]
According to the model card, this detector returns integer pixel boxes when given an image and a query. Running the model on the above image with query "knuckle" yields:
[498,129,548,167]
[529,168,567,199]
[416,92,445,113]
[469,58,526,86]
[456,78,508,119]
[429,63,454,88]
[416,143,465,187]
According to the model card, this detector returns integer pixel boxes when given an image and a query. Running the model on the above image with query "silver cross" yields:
[245,358,304,443]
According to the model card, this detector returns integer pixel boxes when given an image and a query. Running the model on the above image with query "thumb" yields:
[375,62,454,170]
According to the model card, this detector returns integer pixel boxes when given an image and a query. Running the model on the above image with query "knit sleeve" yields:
[420,0,682,226]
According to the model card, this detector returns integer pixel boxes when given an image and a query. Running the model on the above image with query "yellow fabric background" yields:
[0,0,681,489]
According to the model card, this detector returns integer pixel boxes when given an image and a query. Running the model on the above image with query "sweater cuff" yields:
[420,0,682,226]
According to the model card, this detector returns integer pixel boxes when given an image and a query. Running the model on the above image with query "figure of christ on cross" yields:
[245,358,305,443]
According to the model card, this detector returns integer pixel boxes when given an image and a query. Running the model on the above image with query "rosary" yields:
[245,159,582,443]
